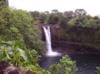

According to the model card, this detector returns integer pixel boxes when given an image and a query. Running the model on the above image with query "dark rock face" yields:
[51,24,64,41]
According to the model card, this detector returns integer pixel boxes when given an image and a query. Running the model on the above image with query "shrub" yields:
[49,55,77,74]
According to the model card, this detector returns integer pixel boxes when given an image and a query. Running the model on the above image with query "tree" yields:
[0,0,8,8]
[48,14,60,24]
[63,11,75,18]
[51,9,59,13]
[75,9,87,16]
[30,11,40,20]
[0,8,43,51]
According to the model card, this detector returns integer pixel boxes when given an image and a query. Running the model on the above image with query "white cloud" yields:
[8,0,100,16]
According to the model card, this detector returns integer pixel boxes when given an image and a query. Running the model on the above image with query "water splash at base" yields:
[46,51,61,57]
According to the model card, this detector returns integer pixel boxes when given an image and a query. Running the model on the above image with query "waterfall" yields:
[43,26,61,57]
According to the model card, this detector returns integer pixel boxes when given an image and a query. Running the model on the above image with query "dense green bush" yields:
[0,41,38,66]
[49,55,77,74]
[0,7,44,52]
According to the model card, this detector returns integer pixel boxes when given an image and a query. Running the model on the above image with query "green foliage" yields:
[0,41,38,66]
[49,55,76,74]
[0,7,44,52]
[96,67,100,74]
[0,40,50,74]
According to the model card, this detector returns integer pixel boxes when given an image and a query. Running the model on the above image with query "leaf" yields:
[17,48,28,62]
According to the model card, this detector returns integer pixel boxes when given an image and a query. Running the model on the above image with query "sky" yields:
[8,0,100,16]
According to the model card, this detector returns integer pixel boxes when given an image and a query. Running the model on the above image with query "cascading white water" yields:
[43,26,61,57]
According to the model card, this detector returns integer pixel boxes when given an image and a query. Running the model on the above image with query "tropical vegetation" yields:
[0,0,100,74]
